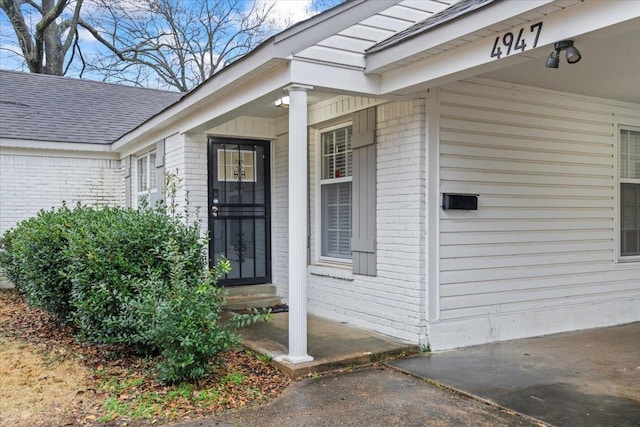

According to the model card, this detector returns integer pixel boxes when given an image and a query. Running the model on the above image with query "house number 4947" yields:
[490,22,543,59]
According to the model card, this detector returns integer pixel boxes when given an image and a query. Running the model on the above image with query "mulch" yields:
[0,289,291,426]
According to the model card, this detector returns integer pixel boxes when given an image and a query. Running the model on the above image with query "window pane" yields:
[137,156,147,192]
[621,130,640,180]
[321,182,351,258]
[322,126,352,179]
[621,183,640,256]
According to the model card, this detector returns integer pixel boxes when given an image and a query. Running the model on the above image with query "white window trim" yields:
[616,124,640,263]
[134,150,158,208]
[313,121,353,267]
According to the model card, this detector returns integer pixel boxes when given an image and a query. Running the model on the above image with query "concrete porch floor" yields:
[236,312,416,379]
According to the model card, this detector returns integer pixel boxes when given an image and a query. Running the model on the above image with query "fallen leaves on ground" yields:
[0,290,290,426]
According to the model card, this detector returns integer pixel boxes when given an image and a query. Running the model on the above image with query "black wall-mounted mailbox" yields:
[442,193,478,210]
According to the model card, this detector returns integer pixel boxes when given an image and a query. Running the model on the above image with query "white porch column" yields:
[284,84,313,363]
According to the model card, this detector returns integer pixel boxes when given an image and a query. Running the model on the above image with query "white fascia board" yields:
[378,0,640,95]
[366,0,555,73]
[289,59,381,96]
[112,42,281,152]
[112,1,403,152]
[0,138,113,153]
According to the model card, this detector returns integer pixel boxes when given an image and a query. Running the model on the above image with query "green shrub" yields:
[64,205,203,350]
[152,256,233,382]
[0,204,82,322]
[152,249,270,383]
[0,200,269,383]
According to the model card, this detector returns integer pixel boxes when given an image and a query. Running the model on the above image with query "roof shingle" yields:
[0,70,183,144]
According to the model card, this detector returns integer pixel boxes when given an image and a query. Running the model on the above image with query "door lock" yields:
[211,205,218,217]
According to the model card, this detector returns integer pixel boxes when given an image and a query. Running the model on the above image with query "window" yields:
[136,151,157,206]
[320,125,353,259]
[620,128,640,257]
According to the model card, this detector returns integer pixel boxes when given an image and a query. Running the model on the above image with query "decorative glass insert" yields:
[217,149,256,182]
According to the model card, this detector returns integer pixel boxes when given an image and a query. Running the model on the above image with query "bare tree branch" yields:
[82,0,277,91]
[1,0,345,88]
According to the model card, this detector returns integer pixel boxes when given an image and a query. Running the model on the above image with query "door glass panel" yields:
[226,219,241,279]
[255,218,266,277]
[209,141,270,284]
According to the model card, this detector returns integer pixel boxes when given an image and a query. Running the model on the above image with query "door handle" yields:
[211,206,218,217]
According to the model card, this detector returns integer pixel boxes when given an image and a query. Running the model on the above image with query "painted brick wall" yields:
[303,99,428,343]
[272,132,289,299]
[183,133,209,237]
[162,132,208,237]
[0,150,122,234]
[164,132,187,208]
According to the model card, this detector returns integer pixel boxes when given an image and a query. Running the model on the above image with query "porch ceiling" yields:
[236,91,337,120]
[480,17,640,105]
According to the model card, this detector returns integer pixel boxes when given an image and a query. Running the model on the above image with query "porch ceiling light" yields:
[274,95,290,109]
[545,40,581,68]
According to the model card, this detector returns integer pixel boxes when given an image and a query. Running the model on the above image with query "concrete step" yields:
[224,284,281,310]
[225,284,277,297]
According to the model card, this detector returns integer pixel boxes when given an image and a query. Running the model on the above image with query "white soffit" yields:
[374,0,640,95]
[293,0,460,69]
[481,17,640,105]
[366,0,583,74]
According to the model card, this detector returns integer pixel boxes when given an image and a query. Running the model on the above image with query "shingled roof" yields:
[0,70,184,145]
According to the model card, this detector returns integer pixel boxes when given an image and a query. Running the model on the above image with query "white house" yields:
[1,0,639,360]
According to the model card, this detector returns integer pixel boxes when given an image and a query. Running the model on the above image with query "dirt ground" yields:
[0,335,92,427]
[0,290,290,426]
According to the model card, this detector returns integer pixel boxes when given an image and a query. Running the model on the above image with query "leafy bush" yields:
[0,200,269,383]
[0,204,81,322]
[151,244,269,383]
[152,255,232,382]
[64,205,203,350]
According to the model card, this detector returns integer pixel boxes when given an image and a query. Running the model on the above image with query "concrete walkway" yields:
[176,319,639,426]
[389,322,640,427]
[237,312,415,378]
[174,367,538,427]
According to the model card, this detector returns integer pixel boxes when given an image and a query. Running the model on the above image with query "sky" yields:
[0,0,341,89]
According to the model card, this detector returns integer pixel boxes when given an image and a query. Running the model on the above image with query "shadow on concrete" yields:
[388,322,640,427]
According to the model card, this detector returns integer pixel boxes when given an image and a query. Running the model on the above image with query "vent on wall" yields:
[442,193,478,210]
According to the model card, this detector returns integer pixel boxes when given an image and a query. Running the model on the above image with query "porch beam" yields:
[284,83,314,363]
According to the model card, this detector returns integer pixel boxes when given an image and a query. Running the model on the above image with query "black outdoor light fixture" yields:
[545,40,582,68]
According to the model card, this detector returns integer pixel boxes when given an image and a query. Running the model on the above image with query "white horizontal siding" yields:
[437,79,640,327]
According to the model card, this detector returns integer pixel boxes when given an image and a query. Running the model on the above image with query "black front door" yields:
[208,138,271,285]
